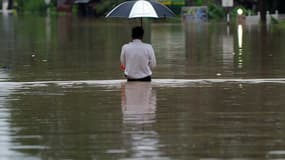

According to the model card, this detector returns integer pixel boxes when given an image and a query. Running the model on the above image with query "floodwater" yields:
[1,15,285,160]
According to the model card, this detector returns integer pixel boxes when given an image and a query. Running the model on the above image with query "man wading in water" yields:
[120,26,157,82]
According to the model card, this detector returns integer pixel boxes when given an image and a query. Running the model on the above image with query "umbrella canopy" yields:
[105,0,175,18]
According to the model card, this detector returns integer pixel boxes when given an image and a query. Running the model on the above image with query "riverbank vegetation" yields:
[6,0,285,24]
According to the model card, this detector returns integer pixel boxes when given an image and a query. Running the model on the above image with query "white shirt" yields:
[120,39,156,79]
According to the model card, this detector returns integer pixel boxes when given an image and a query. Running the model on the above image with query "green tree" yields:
[94,0,125,16]
[15,0,47,13]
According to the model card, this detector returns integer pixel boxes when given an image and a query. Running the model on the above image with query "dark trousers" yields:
[127,76,152,82]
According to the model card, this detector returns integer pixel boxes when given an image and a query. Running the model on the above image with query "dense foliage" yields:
[7,0,285,22]
[14,0,57,13]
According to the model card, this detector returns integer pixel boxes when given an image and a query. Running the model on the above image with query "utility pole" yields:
[222,0,233,24]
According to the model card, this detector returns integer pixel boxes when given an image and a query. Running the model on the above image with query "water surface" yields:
[1,15,285,159]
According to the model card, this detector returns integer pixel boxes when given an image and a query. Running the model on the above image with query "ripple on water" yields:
[1,78,285,89]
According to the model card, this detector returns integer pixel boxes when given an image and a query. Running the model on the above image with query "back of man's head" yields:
[132,26,144,39]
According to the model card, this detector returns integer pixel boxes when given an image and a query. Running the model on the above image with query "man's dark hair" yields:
[132,26,144,39]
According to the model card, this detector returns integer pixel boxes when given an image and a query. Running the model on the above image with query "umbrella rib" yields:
[105,1,129,17]
[150,1,175,17]
[106,0,175,18]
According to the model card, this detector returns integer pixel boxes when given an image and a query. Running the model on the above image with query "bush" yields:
[15,0,47,13]
[208,3,225,20]
[26,0,46,12]
[95,0,125,17]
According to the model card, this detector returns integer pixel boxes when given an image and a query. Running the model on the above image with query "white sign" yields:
[222,0,233,7]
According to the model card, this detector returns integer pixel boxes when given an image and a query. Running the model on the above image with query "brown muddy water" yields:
[1,15,285,160]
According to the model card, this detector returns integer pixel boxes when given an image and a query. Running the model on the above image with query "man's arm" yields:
[149,46,156,68]
[120,46,125,66]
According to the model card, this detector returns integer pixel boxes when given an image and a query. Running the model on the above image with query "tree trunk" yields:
[8,0,13,9]
[259,0,266,24]
[185,0,192,6]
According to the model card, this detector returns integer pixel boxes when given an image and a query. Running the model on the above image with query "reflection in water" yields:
[238,25,243,49]
[0,72,32,158]
[121,82,162,159]
[237,24,244,68]
[1,13,14,70]
[0,72,11,156]
[45,15,51,49]
[184,22,240,77]
[57,15,73,46]
[0,16,16,157]
[185,22,209,67]
[0,70,9,81]
[222,25,234,70]
[121,82,156,123]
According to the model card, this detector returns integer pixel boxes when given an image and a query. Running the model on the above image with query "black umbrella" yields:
[105,0,175,26]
